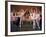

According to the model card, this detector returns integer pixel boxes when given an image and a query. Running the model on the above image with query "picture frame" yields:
[5,1,45,36]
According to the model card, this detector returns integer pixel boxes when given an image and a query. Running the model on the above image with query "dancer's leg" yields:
[33,20,36,29]
[36,20,40,29]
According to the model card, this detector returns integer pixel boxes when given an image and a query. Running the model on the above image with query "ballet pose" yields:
[30,8,40,30]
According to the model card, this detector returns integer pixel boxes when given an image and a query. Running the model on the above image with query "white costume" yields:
[36,13,40,29]
[10,12,16,21]
[31,13,40,29]
[32,13,36,29]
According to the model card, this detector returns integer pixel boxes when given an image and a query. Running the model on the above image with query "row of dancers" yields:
[11,8,42,30]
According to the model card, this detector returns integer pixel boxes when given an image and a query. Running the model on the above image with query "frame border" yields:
[5,1,45,36]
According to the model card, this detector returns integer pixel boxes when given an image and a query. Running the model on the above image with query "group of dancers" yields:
[11,7,42,31]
